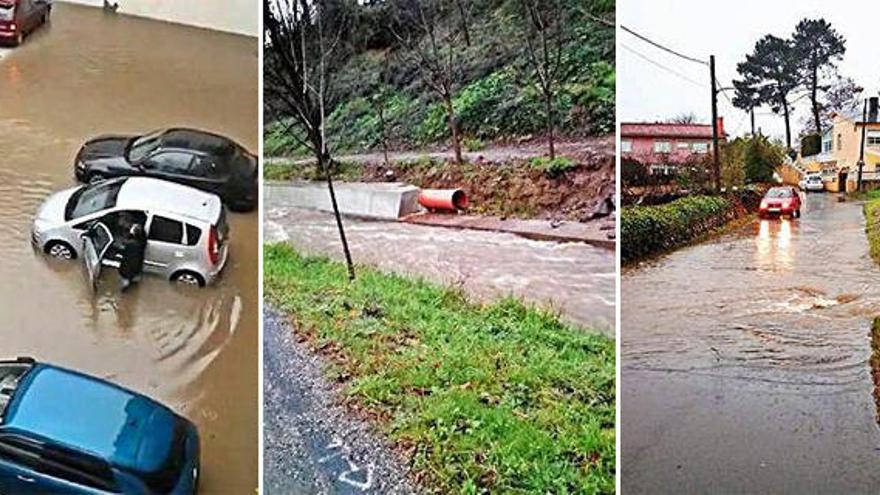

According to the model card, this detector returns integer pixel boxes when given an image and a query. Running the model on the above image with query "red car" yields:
[759,186,802,218]
[0,0,51,47]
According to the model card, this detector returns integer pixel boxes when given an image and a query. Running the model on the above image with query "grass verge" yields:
[264,244,615,494]
[865,195,880,263]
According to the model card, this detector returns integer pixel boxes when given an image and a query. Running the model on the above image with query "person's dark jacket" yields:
[119,227,147,279]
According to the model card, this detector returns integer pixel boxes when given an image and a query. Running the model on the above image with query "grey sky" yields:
[618,0,880,141]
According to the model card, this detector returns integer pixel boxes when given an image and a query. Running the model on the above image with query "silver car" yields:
[32,177,229,287]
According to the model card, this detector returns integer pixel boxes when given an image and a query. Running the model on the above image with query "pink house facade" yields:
[621,119,726,174]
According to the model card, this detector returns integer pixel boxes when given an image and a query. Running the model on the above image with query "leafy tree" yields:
[743,135,785,183]
[735,35,799,150]
[791,18,846,134]
[732,79,760,136]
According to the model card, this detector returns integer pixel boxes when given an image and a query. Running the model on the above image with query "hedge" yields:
[621,195,737,262]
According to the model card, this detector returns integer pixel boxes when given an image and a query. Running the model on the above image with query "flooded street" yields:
[622,193,880,493]
[264,206,615,332]
[0,4,258,492]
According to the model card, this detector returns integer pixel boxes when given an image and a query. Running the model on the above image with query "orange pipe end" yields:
[418,189,468,211]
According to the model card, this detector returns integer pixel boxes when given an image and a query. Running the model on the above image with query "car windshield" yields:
[65,179,125,221]
[767,188,792,198]
[127,130,165,163]
[0,363,32,424]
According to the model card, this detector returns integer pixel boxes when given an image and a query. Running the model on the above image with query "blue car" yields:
[0,358,200,494]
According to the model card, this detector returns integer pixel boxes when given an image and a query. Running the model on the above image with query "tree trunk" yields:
[320,153,356,281]
[782,97,792,150]
[750,107,755,136]
[544,90,556,159]
[443,94,463,164]
[377,103,390,168]
[811,64,821,134]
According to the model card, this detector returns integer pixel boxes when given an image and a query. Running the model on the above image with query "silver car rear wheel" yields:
[173,271,205,287]
[47,242,73,260]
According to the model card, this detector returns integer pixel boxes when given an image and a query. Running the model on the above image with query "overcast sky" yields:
[618,0,880,141]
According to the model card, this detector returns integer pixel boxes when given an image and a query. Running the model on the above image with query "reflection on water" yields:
[265,207,616,332]
[0,3,257,491]
[754,218,794,270]
[622,194,880,493]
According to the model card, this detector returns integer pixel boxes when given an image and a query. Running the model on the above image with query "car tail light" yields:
[782,199,791,209]
[760,199,769,209]
[208,226,220,265]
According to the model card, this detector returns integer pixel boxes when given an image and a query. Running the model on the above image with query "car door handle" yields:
[16,475,35,483]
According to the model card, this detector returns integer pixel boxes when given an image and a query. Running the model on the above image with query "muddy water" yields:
[622,193,880,493]
[264,207,615,332]
[0,4,258,492]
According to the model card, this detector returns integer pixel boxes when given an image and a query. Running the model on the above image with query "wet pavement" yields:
[264,206,616,333]
[263,306,417,495]
[0,4,258,492]
[622,193,880,493]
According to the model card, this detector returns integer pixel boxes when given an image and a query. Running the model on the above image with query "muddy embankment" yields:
[266,141,616,223]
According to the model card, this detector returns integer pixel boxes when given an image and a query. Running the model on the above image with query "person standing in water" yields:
[119,223,146,291]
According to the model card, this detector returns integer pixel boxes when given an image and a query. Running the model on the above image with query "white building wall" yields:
[57,0,258,37]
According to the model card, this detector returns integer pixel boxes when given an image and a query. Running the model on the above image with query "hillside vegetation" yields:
[264,0,615,157]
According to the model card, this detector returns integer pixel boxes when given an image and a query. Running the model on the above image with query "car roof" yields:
[116,177,222,224]
[2,364,177,473]
[158,128,237,156]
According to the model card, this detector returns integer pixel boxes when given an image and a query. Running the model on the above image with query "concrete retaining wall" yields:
[57,0,258,37]
[265,181,422,220]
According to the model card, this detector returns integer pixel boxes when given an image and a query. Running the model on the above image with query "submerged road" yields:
[263,307,416,495]
[622,193,880,493]
[264,207,616,333]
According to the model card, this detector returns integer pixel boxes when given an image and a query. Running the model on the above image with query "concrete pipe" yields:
[418,189,468,211]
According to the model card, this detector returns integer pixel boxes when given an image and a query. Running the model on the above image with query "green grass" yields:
[263,161,364,183]
[264,244,616,494]
[865,196,880,263]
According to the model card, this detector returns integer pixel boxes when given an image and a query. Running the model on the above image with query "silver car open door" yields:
[82,222,114,292]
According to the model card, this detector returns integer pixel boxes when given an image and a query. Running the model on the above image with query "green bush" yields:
[621,196,735,262]
[800,134,822,157]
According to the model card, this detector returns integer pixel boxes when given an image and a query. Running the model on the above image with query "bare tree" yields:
[519,0,569,160]
[668,113,699,125]
[391,0,465,164]
[264,0,356,280]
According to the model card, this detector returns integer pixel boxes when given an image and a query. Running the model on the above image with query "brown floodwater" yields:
[623,193,880,493]
[0,4,258,492]
[264,206,616,333]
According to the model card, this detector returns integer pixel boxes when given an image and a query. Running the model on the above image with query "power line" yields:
[620,24,709,66]
[621,43,707,89]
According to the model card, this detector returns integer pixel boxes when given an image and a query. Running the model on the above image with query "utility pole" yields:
[858,98,867,193]
[710,55,721,193]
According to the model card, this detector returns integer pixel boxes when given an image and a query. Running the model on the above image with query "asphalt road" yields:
[263,306,417,495]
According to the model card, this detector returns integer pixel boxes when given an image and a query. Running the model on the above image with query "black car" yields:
[74,128,258,212]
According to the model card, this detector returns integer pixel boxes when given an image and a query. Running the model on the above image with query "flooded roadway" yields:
[622,193,880,493]
[264,206,615,333]
[0,4,258,492]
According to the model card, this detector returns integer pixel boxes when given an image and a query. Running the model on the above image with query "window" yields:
[621,140,632,153]
[66,179,124,221]
[149,152,194,174]
[867,131,880,147]
[149,216,183,244]
[185,224,202,246]
[654,141,671,153]
[692,142,709,153]
[838,134,843,151]
[677,142,690,150]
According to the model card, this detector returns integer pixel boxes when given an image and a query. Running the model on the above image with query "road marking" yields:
[317,436,375,491]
